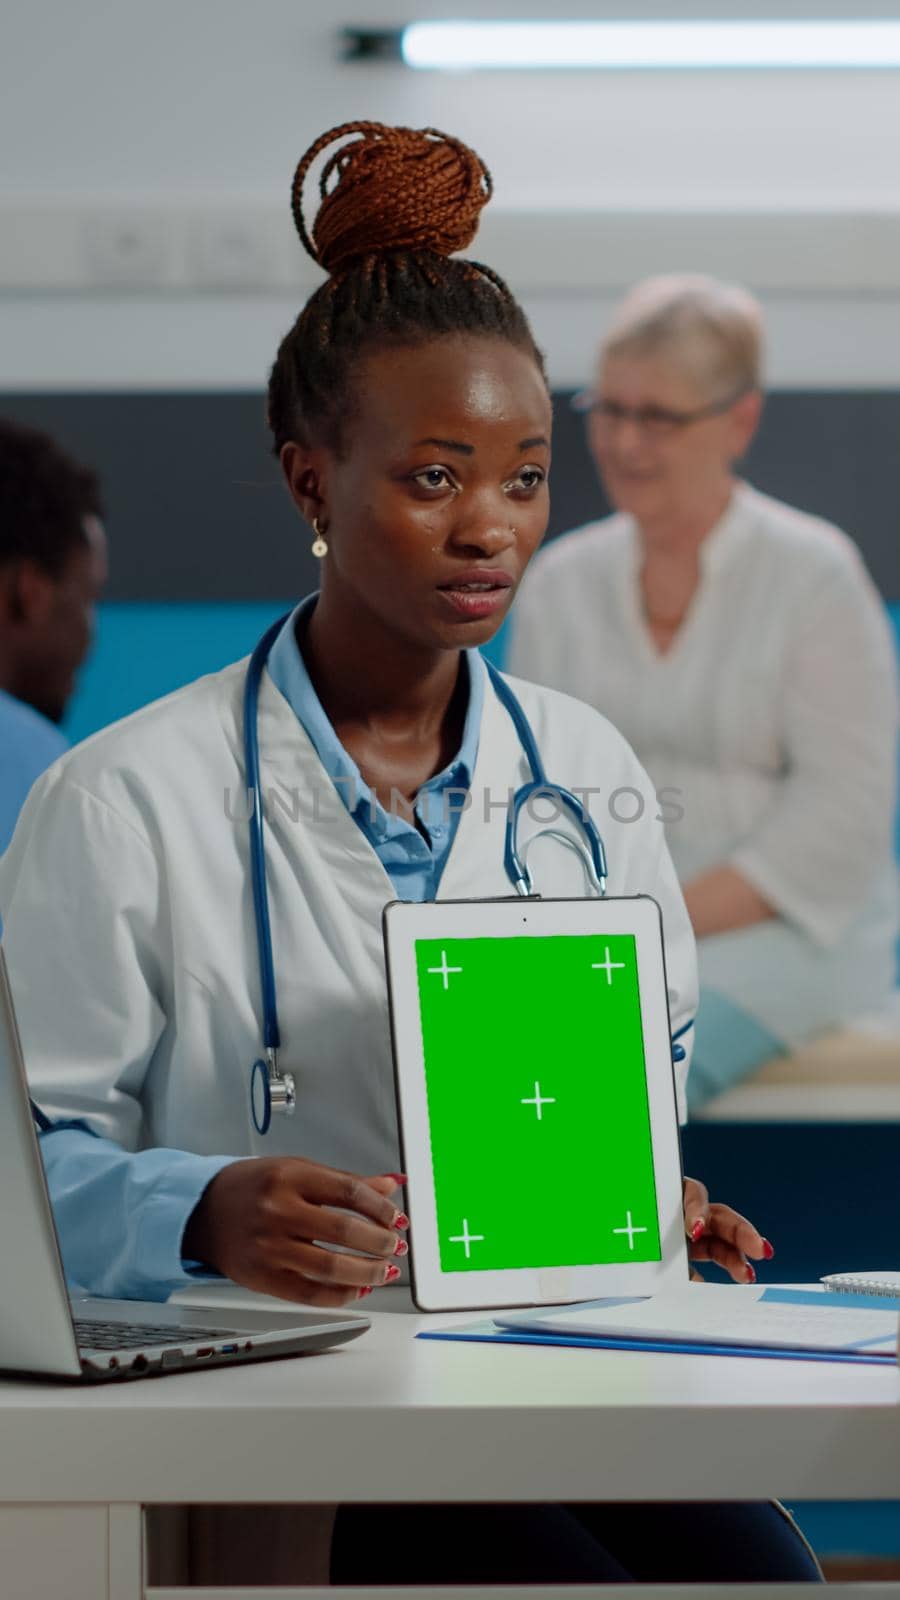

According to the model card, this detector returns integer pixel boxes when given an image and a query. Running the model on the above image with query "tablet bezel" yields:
[383,895,689,1312]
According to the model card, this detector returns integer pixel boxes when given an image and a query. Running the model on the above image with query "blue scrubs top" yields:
[266,597,484,900]
[0,690,68,857]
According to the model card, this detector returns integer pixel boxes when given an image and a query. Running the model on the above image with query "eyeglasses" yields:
[570,384,751,439]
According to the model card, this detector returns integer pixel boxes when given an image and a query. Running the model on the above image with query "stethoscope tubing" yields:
[25,622,693,1143]
[244,613,294,1133]
[244,623,692,1130]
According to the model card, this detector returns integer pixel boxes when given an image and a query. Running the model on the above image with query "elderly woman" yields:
[509,275,899,1108]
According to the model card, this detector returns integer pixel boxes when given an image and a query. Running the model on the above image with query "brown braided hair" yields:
[267,121,545,455]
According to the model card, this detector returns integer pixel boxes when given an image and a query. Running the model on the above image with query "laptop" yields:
[0,946,369,1381]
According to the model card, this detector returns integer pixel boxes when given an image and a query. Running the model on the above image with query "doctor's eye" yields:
[410,466,458,493]
[506,466,546,495]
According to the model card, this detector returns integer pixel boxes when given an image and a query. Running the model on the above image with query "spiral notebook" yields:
[821,1271,900,1298]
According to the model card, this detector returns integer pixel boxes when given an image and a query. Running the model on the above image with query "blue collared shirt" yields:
[37,605,484,1299]
[266,596,484,900]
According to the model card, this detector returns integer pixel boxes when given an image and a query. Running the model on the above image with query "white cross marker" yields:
[613,1211,648,1251]
[521,1081,556,1121]
[592,946,626,985]
[449,1219,484,1259]
[427,949,462,990]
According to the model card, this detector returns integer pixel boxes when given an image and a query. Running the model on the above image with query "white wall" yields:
[7,0,900,208]
[3,0,900,387]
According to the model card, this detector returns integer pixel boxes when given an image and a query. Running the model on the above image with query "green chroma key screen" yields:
[414,933,662,1273]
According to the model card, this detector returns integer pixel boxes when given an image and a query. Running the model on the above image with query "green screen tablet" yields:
[384,897,687,1311]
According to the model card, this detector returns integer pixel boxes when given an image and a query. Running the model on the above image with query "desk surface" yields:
[0,1285,898,1506]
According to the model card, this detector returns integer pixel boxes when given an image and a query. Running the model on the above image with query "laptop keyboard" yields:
[73,1318,240,1350]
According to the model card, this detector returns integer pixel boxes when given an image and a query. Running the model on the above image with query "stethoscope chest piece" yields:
[251,1049,296,1136]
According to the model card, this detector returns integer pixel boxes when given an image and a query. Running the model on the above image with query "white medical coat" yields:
[509,482,900,1045]
[0,660,697,1178]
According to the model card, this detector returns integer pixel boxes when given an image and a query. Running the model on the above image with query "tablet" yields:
[383,895,688,1311]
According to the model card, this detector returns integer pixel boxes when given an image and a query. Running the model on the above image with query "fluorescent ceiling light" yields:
[400,20,900,70]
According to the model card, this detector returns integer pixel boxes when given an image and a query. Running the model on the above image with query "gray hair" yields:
[602,273,764,395]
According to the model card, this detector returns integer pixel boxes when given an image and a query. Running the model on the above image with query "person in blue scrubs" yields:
[0,419,107,854]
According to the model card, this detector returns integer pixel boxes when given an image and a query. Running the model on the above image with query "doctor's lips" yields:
[437,567,512,620]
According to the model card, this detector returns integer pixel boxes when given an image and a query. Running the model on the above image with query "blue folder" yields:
[417,1288,899,1365]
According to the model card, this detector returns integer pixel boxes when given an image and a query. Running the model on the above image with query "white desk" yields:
[2,1284,900,1599]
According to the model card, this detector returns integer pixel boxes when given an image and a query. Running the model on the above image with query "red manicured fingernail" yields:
[690,1219,705,1242]
[762,1239,775,1260]
[745,1264,757,1284]
[387,1174,407,1186]
[358,1286,373,1298]
[385,1264,401,1283]
[393,1237,409,1257]
[394,1212,410,1231]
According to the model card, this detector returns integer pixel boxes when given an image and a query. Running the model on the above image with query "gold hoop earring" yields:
[311,516,328,559]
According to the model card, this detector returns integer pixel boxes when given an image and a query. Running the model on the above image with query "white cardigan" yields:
[509,482,899,1044]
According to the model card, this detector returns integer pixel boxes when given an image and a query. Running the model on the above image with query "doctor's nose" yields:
[448,508,518,558]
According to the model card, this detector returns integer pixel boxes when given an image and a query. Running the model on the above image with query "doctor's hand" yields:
[183,1158,408,1306]
[683,1176,775,1285]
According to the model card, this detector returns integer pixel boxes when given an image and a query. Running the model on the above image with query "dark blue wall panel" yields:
[2,390,899,601]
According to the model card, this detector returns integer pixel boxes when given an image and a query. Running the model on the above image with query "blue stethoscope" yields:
[245,614,693,1134]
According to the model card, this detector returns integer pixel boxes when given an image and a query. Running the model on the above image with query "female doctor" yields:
[0,124,816,1586]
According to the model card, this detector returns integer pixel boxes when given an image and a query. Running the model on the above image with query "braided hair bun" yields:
[292,121,493,275]
[267,119,543,454]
